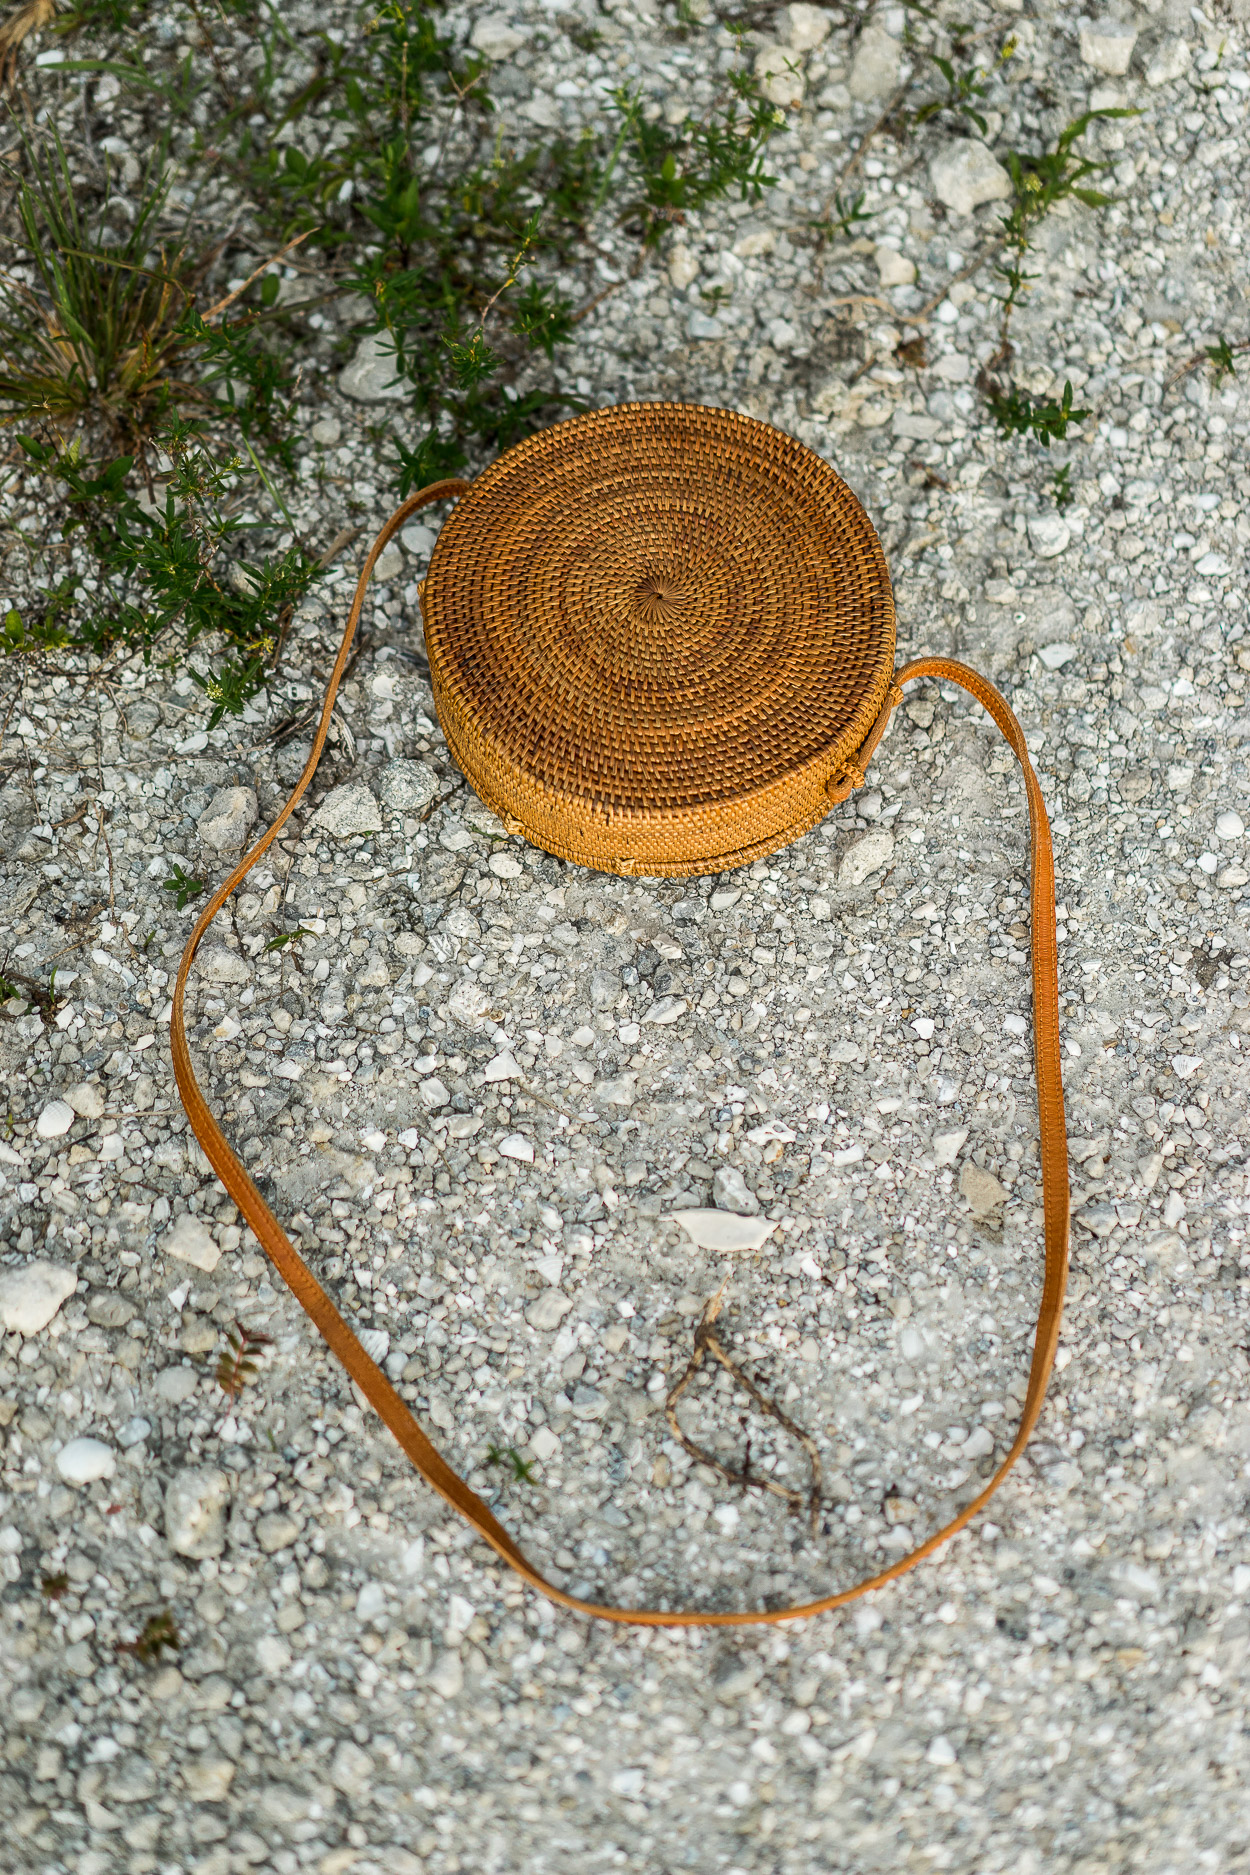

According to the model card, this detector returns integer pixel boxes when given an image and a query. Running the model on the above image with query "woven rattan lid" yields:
[421,401,895,877]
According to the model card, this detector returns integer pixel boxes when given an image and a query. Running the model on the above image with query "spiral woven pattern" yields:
[422,401,896,876]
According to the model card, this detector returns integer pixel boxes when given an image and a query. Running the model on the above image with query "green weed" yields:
[995,110,1137,339]
[986,379,1089,448]
[487,1444,537,1483]
[264,926,315,952]
[1051,462,1075,509]
[118,1609,180,1662]
[162,864,205,908]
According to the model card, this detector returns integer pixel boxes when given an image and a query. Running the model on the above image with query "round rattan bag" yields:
[172,399,1071,1630]
[420,400,896,877]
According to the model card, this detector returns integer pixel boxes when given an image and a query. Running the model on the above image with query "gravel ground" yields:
[4,0,1250,1871]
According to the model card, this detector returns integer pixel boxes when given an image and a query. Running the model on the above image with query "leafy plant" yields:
[818,188,875,241]
[995,109,1137,338]
[1051,462,1074,509]
[486,1443,537,1483]
[215,1321,274,1403]
[0,129,202,446]
[162,864,205,908]
[264,926,314,952]
[986,379,1089,447]
[1206,335,1243,382]
[911,37,1015,138]
[40,1570,70,1600]
[607,52,783,247]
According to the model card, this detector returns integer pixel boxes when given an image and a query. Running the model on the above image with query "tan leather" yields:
[172,484,1069,1627]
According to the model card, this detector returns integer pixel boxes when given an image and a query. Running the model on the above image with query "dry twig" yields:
[666,1284,822,1534]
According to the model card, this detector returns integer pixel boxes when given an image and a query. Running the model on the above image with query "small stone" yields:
[875,243,916,288]
[932,1127,968,1167]
[929,139,1012,216]
[429,1651,464,1698]
[87,1291,135,1329]
[672,1209,778,1253]
[528,1424,560,1462]
[257,1635,292,1674]
[420,1077,450,1109]
[642,994,688,1025]
[401,522,436,559]
[0,1260,77,1335]
[1216,811,1244,840]
[375,544,403,582]
[197,786,258,856]
[959,1163,1007,1216]
[526,1289,574,1330]
[596,1073,637,1107]
[312,780,382,838]
[162,1215,221,1274]
[470,13,525,60]
[689,309,724,340]
[64,1081,105,1120]
[1219,866,1250,889]
[1079,19,1137,76]
[669,244,700,291]
[56,1438,116,1485]
[1171,1054,1203,1080]
[1146,36,1190,86]
[781,1,831,50]
[153,1365,199,1405]
[710,888,741,911]
[1027,514,1071,560]
[489,852,523,878]
[1037,641,1078,670]
[485,1051,522,1083]
[754,42,804,108]
[499,1133,534,1163]
[310,416,341,447]
[165,1466,231,1559]
[849,22,900,100]
[839,830,895,888]
[36,1098,75,1139]
[256,1512,303,1554]
[377,759,439,814]
[194,944,252,986]
[183,1757,236,1802]
[329,1739,374,1796]
[713,1165,760,1215]
[1166,764,1194,793]
[338,330,407,403]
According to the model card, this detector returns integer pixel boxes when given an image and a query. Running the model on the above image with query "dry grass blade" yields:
[666,1286,823,1534]
[0,0,59,90]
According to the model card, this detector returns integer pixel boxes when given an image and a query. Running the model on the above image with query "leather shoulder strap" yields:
[171,491,1069,1627]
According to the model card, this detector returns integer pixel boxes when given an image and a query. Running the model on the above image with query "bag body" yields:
[421,402,895,875]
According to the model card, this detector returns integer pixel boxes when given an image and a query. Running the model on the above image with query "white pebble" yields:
[64,1082,106,1121]
[499,1133,534,1163]
[671,1209,778,1253]
[162,1215,221,1274]
[1216,811,1245,840]
[56,1438,117,1486]
[0,1259,77,1335]
[165,1466,231,1558]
